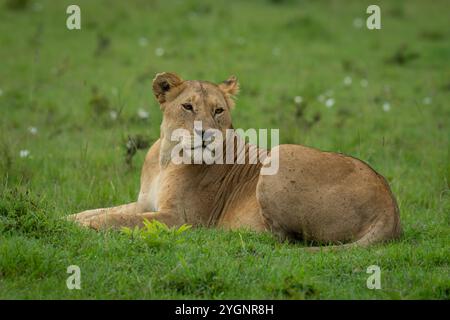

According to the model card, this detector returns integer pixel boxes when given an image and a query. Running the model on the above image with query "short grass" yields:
[0,0,449,299]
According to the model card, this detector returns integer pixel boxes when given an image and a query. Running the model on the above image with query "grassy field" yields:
[0,0,449,299]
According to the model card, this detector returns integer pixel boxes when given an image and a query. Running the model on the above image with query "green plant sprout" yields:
[121,219,192,248]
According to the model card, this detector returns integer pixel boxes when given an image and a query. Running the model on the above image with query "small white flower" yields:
[28,127,38,135]
[272,47,281,56]
[325,98,335,108]
[382,102,391,112]
[353,18,364,29]
[294,96,303,104]
[360,79,369,88]
[155,47,165,57]
[344,76,352,86]
[110,111,118,120]
[138,37,148,47]
[20,150,30,158]
[137,108,149,119]
[423,97,432,105]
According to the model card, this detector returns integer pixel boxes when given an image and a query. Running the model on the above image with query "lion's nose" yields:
[194,127,205,138]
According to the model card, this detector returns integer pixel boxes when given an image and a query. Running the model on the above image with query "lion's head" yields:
[152,72,239,165]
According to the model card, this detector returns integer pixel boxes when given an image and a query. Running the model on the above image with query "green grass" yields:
[0,0,449,299]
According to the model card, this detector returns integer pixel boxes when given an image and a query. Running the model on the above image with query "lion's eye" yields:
[182,103,193,111]
[215,108,224,115]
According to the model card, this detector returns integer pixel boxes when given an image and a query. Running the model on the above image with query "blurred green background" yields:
[0,0,448,299]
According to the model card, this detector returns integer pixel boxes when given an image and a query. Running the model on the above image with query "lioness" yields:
[69,72,402,249]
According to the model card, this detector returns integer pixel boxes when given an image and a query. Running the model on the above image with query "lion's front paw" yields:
[66,213,80,222]
[66,209,105,225]
[66,211,100,230]
[76,214,110,230]
[84,216,103,230]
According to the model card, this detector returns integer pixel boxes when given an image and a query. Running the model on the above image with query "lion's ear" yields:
[219,76,239,109]
[219,75,239,96]
[152,72,184,103]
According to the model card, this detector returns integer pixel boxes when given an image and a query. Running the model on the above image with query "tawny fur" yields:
[68,72,402,248]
